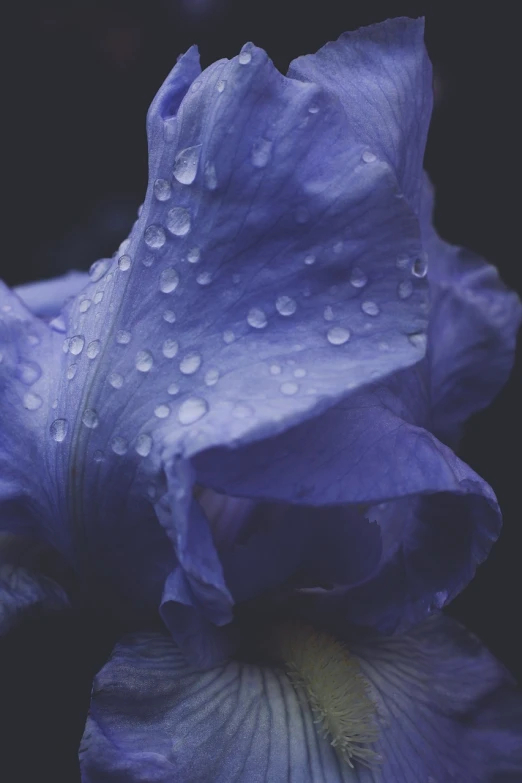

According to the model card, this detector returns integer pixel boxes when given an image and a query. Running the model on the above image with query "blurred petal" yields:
[14,271,89,320]
[288,17,432,212]
[0,534,69,636]
[80,616,522,782]
[421,176,522,443]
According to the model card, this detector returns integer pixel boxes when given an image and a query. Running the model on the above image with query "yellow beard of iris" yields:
[268,623,381,769]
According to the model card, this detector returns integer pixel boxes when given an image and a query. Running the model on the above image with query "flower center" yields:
[265,622,381,769]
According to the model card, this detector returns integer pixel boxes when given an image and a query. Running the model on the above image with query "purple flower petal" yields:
[14,271,89,321]
[79,616,522,782]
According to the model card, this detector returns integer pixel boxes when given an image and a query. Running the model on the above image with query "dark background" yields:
[1,1,520,780]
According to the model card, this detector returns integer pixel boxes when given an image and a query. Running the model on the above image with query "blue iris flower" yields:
[1,17,521,781]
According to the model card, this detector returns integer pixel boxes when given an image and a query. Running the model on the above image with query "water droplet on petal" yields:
[251,138,272,168]
[308,105,320,114]
[17,362,41,385]
[349,267,368,288]
[118,254,131,271]
[163,309,176,323]
[142,255,154,268]
[173,145,201,185]
[204,368,219,386]
[204,161,218,190]
[69,335,85,355]
[196,271,212,286]
[108,372,124,389]
[23,392,42,410]
[409,332,427,350]
[178,396,208,424]
[361,301,380,316]
[116,330,131,345]
[269,363,282,375]
[154,178,172,201]
[160,267,180,294]
[179,352,201,375]
[93,450,104,463]
[276,296,297,316]
[93,291,104,305]
[86,340,101,359]
[362,150,377,163]
[293,368,307,378]
[216,79,226,93]
[162,338,179,358]
[304,254,316,265]
[136,433,153,457]
[247,307,267,329]
[119,238,131,255]
[154,403,170,419]
[323,306,334,321]
[167,382,180,395]
[327,326,351,345]
[398,280,413,300]
[67,364,77,381]
[144,225,166,249]
[187,247,201,264]
[82,408,99,429]
[280,381,298,396]
[238,48,252,65]
[166,207,191,236]
[111,436,128,455]
[136,351,154,372]
[223,329,235,344]
[89,259,110,282]
[50,418,68,442]
[79,299,92,313]
[412,254,428,278]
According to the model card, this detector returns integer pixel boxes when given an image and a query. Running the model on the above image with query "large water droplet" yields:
[111,436,128,456]
[412,254,428,278]
[362,150,377,163]
[280,381,298,396]
[50,418,68,442]
[118,254,131,272]
[144,225,166,249]
[204,161,218,190]
[361,301,380,317]
[349,267,368,288]
[136,433,153,457]
[86,340,101,359]
[166,207,191,237]
[160,267,180,294]
[89,259,110,282]
[178,396,208,425]
[154,178,172,201]
[108,372,124,389]
[154,403,170,419]
[17,361,41,385]
[179,352,202,375]
[135,350,154,372]
[116,330,131,345]
[173,145,201,185]
[23,392,42,410]
[398,280,413,300]
[276,296,297,316]
[238,48,252,65]
[202,367,219,387]
[251,138,272,168]
[162,338,179,358]
[247,307,267,329]
[82,408,99,429]
[187,247,200,264]
[327,326,351,345]
[79,299,92,313]
[69,335,85,355]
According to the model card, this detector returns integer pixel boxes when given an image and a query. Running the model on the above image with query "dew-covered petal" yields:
[421,176,522,443]
[350,615,522,782]
[79,618,522,783]
[14,271,90,320]
[288,17,432,212]
[194,368,500,631]
[79,631,356,783]
[0,534,69,636]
